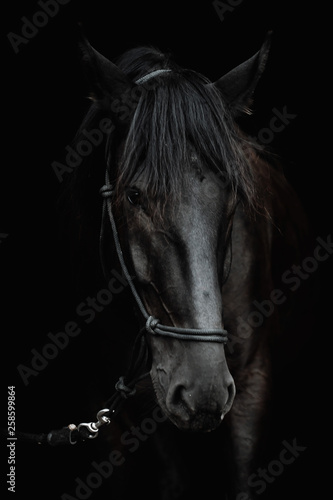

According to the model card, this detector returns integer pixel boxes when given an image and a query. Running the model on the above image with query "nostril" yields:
[167,383,194,417]
[171,384,184,406]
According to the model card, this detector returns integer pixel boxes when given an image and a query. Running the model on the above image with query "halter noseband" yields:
[99,174,229,344]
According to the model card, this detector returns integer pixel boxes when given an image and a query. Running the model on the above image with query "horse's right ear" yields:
[78,34,138,127]
[211,32,272,116]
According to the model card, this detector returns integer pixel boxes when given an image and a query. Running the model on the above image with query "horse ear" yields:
[212,32,272,116]
[78,35,138,128]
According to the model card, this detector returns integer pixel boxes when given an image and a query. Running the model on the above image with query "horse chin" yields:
[170,411,223,433]
[156,397,224,433]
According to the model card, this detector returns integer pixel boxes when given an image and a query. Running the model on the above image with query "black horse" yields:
[65,34,308,499]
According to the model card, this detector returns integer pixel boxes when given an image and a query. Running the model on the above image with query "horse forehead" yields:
[162,181,223,241]
[173,166,223,214]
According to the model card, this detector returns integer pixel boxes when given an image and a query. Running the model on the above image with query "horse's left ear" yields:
[78,33,138,128]
[212,32,272,116]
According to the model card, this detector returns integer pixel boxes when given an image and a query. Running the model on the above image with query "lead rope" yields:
[11,326,150,446]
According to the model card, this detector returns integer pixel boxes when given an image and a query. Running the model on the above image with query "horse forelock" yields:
[107,48,261,217]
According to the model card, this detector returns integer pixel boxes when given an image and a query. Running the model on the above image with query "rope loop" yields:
[100,184,113,198]
[115,376,136,399]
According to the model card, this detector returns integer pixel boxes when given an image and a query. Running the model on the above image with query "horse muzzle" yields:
[150,341,236,432]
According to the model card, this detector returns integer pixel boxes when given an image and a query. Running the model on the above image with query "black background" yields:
[1,1,331,499]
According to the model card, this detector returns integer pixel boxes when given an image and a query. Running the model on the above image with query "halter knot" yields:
[115,376,136,399]
[100,184,113,198]
[145,315,160,335]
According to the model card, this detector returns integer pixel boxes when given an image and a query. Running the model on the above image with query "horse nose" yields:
[166,377,236,431]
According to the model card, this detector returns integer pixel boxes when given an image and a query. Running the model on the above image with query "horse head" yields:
[79,34,270,432]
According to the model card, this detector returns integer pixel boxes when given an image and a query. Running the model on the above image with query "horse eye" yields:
[127,189,142,207]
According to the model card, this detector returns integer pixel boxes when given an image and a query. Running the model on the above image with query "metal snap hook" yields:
[77,408,111,440]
